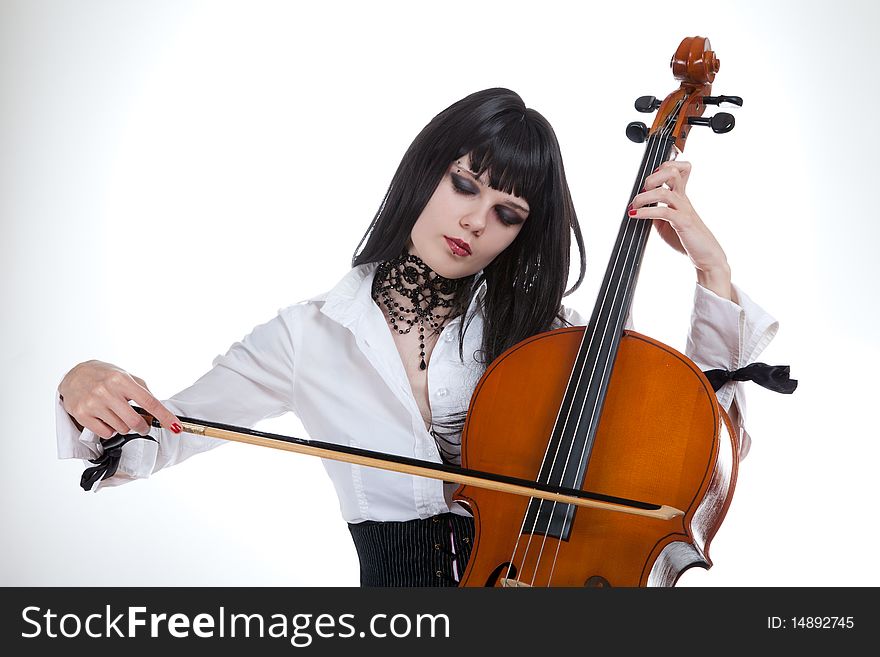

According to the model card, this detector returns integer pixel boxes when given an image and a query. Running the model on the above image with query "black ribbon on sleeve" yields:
[702,362,798,394]
[80,433,158,492]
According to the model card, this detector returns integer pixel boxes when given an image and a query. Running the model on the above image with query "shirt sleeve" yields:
[55,307,299,490]
[685,282,778,460]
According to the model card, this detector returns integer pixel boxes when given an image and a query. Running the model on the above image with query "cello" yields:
[455,36,743,587]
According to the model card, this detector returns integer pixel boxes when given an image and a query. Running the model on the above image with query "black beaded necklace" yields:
[371,252,465,370]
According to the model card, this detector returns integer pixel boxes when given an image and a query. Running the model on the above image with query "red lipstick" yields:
[445,236,472,256]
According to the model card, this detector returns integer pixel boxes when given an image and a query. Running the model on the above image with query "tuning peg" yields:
[687,112,735,134]
[626,121,649,143]
[702,95,743,107]
[634,96,662,113]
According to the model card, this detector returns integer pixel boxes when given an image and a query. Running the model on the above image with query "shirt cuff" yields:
[55,389,159,489]
[686,281,779,372]
[686,282,778,461]
[55,390,100,460]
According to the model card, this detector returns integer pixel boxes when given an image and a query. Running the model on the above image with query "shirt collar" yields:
[314,263,378,329]
[315,263,487,330]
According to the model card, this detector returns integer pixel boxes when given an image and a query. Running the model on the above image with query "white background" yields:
[2,0,876,587]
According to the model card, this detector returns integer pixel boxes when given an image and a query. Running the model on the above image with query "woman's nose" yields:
[460,208,487,233]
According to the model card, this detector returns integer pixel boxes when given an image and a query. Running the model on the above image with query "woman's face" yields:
[408,157,530,279]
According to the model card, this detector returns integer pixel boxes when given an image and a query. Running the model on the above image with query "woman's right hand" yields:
[58,360,182,439]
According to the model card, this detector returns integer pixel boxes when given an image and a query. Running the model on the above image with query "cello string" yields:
[506,106,679,586]
[545,196,655,585]
[544,114,679,585]
[501,269,597,584]
[551,108,680,535]
[528,170,655,586]
[540,107,681,586]
[503,121,670,586]
[520,106,680,586]
[539,159,659,585]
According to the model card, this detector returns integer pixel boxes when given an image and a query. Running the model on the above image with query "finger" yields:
[676,160,691,186]
[124,379,182,432]
[628,204,675,222]
[131,375,151,392]
[88,407,128,439]
[650,161,691,191]
[631,187,677,210]
[82,417,119,441]
[107,397,153,435]
[643,164,684,193]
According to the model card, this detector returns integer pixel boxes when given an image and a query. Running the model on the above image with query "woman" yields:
[56,88,778,586]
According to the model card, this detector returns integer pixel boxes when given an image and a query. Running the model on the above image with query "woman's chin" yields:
[408,243,478,279]
[428,256,477,280]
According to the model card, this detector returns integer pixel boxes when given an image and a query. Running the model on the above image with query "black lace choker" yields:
[371,252,465,370]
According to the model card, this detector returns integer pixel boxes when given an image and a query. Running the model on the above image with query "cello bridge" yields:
[499,577,532,588]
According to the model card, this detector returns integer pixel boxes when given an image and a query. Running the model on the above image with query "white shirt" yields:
[55,263,779,523]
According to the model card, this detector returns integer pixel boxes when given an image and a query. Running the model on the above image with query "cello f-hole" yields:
[485,562,517,587]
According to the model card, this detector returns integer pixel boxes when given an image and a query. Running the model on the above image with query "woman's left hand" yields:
[628,160,732,300]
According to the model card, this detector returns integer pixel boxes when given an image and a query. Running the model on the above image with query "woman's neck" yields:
[371,251,466,368]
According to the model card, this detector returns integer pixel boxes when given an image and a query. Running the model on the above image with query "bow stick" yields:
[84,405,684,521]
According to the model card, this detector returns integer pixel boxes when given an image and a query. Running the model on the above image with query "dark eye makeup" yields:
[450,173,525,226]
[450,173,478,195]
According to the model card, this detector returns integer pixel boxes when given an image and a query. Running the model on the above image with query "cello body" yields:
[455,327,739,587]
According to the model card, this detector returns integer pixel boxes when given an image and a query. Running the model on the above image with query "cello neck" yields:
[587,129,677,347]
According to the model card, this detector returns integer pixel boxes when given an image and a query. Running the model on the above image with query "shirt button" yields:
[432,517,440,523]
[436,387,448,398]
[434,543,441,550]
[436,570,443,577]
[445,333,454,342]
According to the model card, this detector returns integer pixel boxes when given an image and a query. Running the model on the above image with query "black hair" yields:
[351,88,586,455]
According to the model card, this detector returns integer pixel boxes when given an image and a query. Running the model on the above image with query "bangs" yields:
[465,115,550,207]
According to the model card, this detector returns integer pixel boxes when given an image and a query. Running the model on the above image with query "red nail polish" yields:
[170,423,182,434]
[628,209,637,216]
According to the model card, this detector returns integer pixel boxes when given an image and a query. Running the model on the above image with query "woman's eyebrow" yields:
[458,167,530,214]
[502,199,530,214]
